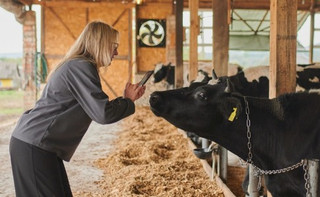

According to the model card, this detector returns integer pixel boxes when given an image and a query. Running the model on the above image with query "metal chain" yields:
[244,97,253,163]
[242,96,307,191]
[303,160,311,197]
[252,160,304,176]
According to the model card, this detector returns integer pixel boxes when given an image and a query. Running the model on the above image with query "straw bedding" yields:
[75,106,224,197]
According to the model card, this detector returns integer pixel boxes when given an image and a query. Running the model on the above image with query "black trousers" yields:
[9,137,73,197]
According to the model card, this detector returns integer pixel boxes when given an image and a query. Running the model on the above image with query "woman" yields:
[9,21,146,197]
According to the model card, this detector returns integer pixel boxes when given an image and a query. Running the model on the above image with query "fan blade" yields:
[152,33,162,39]
[153,23,159,33]
[140,32,150,39]
[149,35,154,45]
[144,24,152,32]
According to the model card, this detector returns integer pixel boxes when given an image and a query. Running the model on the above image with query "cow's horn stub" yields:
[212,69,218,80]
[225,79,231,93]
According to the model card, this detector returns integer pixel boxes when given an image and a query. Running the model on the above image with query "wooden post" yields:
[309,11,315,64]
[128,8,133,82]
[268,1,298,196]
[212,0,229,183]
[212,0,229,77]
[175,0,183,88]
[247,165,259,197]
[269,0,297,98]
[189,0,199,82]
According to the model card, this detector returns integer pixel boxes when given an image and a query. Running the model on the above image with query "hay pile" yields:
[76,106,224,197]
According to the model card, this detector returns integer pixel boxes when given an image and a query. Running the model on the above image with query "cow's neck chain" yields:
[241,96,310,195]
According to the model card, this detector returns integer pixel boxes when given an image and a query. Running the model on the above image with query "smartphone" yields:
[139,70,154,86]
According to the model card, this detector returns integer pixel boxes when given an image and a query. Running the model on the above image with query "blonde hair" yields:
[48,21,119,79]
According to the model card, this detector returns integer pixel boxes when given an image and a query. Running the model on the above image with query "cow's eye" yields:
[196,91,208,101]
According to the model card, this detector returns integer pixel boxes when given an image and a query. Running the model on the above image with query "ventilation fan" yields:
[137,19,166,47]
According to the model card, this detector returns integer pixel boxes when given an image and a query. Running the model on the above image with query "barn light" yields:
[134,0,144,5]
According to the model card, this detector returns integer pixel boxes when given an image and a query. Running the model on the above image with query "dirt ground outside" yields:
[0,89,225,197]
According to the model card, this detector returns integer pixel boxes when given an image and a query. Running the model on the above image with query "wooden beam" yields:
[112,8,128,27]
[182,0,318,10]
[213,0,229,77]
[36,1,135,8]
[0,0,25,24]
[175,0,184,88]
[189,0,199,82]
[18,0,33,6]
[269,0,297,98]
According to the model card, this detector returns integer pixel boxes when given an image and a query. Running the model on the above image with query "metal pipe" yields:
[248,164,259,197]
[219,146,228,183]
[309,159,319,197]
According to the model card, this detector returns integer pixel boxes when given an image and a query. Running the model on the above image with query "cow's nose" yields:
[149,92,162,106]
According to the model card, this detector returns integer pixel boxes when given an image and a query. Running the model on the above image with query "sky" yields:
[0,7,318,56]
[0,7,23,54]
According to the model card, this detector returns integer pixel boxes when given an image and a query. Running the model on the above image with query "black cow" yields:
[209,64,320,99]
[149,79,320,197]
[188,64,320,195]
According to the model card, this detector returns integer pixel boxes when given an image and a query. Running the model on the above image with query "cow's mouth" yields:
[149,106,161,116]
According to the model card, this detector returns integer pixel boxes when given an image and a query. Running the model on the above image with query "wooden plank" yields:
[189,0,199,82]
[184,130,236,197]
[175,0,184,88]
[269,0,297,98]
[213,0,229,77]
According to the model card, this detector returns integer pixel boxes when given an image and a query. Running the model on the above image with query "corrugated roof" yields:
[228,9,309,51]
[229,9,309,36]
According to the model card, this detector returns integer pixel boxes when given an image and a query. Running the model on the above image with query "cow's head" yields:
[149,79,242,138]
[153,62,173,83]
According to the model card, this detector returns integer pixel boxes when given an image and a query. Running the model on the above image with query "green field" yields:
[0,90,24,116]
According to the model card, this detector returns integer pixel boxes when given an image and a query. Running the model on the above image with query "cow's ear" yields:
[219,97,242,122]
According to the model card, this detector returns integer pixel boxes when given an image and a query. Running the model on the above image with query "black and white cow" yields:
[153,62,175,87]
[152,62,243,88]
[149,79,320,197]
[152,62,212,88]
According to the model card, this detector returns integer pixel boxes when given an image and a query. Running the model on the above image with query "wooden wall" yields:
[43,3,132,99]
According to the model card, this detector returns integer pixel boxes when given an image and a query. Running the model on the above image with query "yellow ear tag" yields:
[228,107,237,122]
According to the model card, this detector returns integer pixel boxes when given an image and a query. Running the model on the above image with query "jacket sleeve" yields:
[63,60,135,124]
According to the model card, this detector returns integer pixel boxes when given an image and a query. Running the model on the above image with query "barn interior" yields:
[1,0,320,196]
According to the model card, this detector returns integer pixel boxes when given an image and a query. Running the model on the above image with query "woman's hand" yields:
[123,82,146,102]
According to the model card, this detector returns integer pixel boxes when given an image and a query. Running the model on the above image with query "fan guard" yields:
[137,19,166,47]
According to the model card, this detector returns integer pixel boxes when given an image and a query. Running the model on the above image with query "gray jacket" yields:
[12,58,135,161]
